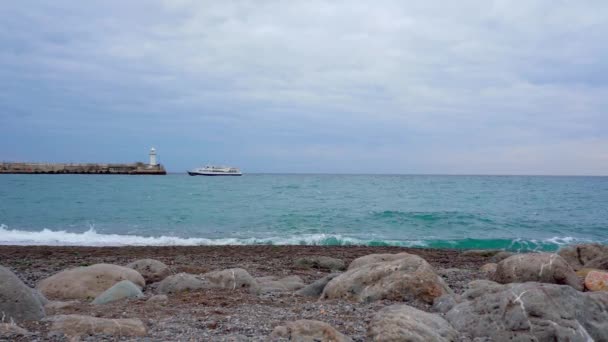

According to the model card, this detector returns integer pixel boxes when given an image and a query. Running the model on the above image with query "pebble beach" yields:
[1,244,608,341]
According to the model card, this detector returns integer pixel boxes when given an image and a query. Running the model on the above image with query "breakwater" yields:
[0,162,166,175]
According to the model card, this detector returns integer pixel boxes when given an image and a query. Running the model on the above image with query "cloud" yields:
[0,0,607,173]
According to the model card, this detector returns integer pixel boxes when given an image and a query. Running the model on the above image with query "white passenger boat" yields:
[187,165,242,176]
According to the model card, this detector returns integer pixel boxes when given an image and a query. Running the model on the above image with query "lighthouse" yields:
[149,147,158,166]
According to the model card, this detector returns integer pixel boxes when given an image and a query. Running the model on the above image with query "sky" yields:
[1,1,607,174]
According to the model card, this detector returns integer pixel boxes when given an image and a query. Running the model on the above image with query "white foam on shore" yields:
[0,224,416,247]
[0,224,592,249]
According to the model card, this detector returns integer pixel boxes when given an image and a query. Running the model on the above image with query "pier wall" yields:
[0,162,166,175]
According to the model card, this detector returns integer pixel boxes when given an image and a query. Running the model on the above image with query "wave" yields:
[0,225,594,251]
[370,210,493,223]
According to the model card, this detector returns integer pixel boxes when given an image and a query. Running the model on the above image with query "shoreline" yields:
[0,245,484,285]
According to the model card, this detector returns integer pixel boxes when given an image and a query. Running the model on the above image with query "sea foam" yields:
[0,224,410,247]
[0,224,593,251]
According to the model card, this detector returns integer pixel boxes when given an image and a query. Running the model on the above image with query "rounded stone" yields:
[37,263,145,300]
[270,319,352,342]
[46,314,147,338]
[0,265,46,323]
[156,273,206,294]
[492,253,582,290]
[585,270,608,292]
[92,280,144,305]
[369,304,459,341]
[446,281,608,341]
[322,253,451,304]
[126,259,171,283]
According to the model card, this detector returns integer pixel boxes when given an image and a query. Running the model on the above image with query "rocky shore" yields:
[1,245,607,341]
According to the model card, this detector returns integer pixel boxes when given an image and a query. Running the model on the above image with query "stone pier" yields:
[0,162,167,175]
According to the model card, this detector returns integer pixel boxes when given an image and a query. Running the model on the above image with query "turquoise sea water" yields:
[0,174,607,251]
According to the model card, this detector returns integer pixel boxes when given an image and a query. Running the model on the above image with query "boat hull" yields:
[187,171,242,176]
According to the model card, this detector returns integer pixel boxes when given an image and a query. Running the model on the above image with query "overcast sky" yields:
[1,1,607,174]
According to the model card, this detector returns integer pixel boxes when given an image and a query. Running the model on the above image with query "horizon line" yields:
[167,172,608,177]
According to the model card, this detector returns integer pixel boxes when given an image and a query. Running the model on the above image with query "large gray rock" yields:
[156,273,206,294]
[446,281,608,341]
[492,253,582,290]
[46,314,146,338]
[0,265,45,323]
[295,273,340,297]
[321,253,451,304]
[294,256,346,271]
[157,269,259,295]
[558,243,608,271]
[202,268,259,294]
[270,319,352,342]
[257,275,305,293]
[369,304,459,341]
[37,263,145,300]
[92,280,143,305]
[126,259,171,283]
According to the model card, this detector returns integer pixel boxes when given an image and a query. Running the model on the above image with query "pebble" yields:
[585,270,608,291]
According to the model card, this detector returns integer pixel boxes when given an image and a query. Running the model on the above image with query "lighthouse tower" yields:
[149,147,158,166]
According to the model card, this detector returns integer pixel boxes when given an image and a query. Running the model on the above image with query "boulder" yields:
[46,314,146,338]
[157,273,206,294]
[0,323,30,338]
[37,263,145,300]
[445,281,608,341]
[347,252,411,270]
[92,280,144,305]
[202,268,259,294]
[585,270,608,291]
[369,304,459,341]
[294,256,346,271]
[257,275,305,293]
[558,243,608,271]
[584,255,608,270]
[0,265,46,323]
[270,319,352,342]
[126,259,171,283]
[321,253,450,304]
[295,273,340,297]
[492,253,582,290]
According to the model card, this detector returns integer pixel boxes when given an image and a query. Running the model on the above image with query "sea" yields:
[1,174,607,252]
